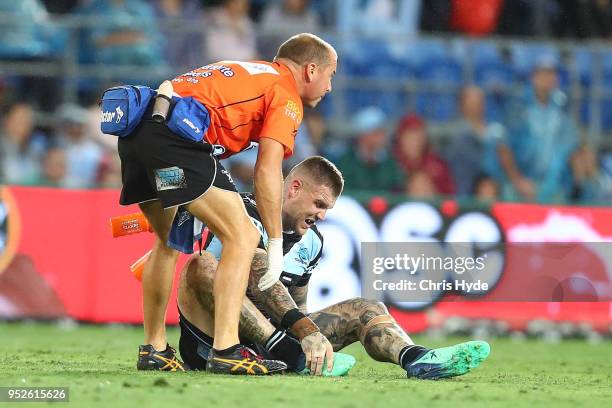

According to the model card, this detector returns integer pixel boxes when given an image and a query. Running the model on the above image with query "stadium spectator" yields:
[336,107,405,192]
[54,103,104,189]
[405,170,437,199]
[205,0,257,62]
[472,174,499,202]
[338,0,421,36]
[76,0,165,68]
[97,153,122,188]
[446,86,506,197]
[0,0,62,60]
[450,0,503,36]
[393,113,455,196]
[501,56,578,202]
[85,103,118,154]
[299,110,347,161]
[152,0,205,69]
[569,143,603,202]
[36,146,68,187]
[0,103,46,185]
[259,0,321,59]
[0,0,66,110]
[302,111,326,153]
[308,0,337,27]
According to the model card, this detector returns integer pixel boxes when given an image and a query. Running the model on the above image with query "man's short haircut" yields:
[290,156,344,197]
[275,33,335,67]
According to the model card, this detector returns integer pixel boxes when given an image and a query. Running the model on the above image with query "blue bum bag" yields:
[100,85,155,138]
[167,208,204,254]
[100,85,211,143]
[166,96,211,143]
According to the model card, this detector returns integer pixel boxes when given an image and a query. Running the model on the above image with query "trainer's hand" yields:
[258,237,283,291]
[301,332,334,376]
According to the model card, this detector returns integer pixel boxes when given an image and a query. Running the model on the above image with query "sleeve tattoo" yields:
[288,284,308,314]
[248,251,299,325]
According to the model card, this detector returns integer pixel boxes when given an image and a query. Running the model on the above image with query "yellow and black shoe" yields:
[137,344,186,372]
[207,345,287,375]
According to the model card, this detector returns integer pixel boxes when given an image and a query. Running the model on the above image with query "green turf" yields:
[1,322,610,407]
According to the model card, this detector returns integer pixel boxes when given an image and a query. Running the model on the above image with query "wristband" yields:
[281,308,306,329]
[281,308,319,339]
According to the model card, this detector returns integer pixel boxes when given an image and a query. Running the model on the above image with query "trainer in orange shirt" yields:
[117,33,337,374]
[172,59,303,159]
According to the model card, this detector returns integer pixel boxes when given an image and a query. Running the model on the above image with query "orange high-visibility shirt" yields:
[171,60,302,159]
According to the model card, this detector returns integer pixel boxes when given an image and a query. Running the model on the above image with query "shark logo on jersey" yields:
[295,244,309,266]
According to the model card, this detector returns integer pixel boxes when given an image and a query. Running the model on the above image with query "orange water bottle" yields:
[109,212,153,237]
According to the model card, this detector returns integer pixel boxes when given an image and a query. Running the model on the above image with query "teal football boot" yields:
[406,340,490,380]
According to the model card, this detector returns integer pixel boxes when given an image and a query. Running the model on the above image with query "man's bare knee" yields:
[355,298,398,343]
[183,252,218,293]
[355,298,389,325]
[218,220,260,251]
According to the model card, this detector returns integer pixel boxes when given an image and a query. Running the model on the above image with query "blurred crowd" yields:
[286,57,610,204]
[1,0,612,204]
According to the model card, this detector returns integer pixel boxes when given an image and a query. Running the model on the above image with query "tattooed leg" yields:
[177,250,276,344]
[309,297,414,365]
[177,253,217,337]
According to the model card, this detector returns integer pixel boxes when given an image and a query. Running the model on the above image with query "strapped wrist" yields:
[281,308,305,329]
[268,237,283,246]
[281,308,319,340]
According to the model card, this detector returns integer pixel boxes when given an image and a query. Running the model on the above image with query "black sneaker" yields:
[137,344,186,372]
[207,345,287,375]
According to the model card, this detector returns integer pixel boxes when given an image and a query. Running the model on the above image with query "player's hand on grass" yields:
[258,237,284,290]
[301,332,334,376]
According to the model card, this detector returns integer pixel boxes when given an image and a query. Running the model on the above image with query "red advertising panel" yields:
[0,186,610,331]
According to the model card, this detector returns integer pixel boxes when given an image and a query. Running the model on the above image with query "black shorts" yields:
[178,309,213,370]
[118,120,236,209]
[178,309,269,371]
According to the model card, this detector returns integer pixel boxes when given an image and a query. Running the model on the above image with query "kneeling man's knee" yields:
[183,252,218,290]
[247,248,268,288]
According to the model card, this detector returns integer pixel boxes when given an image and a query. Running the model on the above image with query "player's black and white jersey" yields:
[205,193,323,288]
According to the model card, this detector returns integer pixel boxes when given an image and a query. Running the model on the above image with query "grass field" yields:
[1,322,611,408]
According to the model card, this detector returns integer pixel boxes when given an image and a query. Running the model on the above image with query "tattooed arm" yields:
[248,252,334,375]
[288,284,309,314]
[247,251,301,324]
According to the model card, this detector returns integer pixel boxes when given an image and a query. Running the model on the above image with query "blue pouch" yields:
[167,208,204,254]
[166,96,211,142]
[100,85,155,138]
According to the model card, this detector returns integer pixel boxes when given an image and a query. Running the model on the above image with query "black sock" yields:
[213,344,241,356]
[265,329,304,370]
[399,345,429,369]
